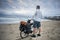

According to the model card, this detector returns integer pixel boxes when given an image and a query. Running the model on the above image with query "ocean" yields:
[0,17,51,24]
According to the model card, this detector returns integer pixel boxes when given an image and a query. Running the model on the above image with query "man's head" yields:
[36,5,40,9]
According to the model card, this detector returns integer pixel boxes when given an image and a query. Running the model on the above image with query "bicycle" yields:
[19,20,33,39]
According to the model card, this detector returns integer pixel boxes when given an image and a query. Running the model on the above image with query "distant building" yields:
[44,16,60,20]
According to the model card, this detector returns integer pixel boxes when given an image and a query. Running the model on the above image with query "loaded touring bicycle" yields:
[19,20,33,39]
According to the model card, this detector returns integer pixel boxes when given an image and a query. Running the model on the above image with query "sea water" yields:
[0,17,51,24]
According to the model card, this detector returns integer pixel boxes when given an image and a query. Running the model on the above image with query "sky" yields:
[0,0,60,16]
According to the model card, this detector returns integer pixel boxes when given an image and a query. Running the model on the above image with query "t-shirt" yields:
[32,10,42,22]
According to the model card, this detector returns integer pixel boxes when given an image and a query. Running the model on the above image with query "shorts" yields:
[33,20,41,28]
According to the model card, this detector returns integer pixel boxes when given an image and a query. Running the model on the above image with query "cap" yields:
[36,5,40,9]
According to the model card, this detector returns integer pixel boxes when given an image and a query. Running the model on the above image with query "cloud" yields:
[0,0,60,16]
[0,9,35,16]
[7,0,17,9]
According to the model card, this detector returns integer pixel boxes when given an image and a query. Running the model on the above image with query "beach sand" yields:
[0,20,60,40]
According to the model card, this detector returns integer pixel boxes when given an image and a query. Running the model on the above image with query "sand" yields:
[0,20,60,40]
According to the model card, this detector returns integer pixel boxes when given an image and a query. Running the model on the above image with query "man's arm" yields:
[31,12,37,20]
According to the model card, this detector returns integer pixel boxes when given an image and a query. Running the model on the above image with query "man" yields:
[31,5,42,37]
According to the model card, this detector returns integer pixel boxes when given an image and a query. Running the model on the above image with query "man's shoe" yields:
[31,34,36,38]
[37,34,41,36]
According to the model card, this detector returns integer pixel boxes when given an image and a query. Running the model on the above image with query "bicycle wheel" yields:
[20,31,28,39]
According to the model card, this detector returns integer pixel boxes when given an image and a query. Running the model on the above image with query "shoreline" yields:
[0,19,53,24]
[0,20,60,24]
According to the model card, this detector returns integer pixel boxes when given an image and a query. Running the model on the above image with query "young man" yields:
[31,5,42,37]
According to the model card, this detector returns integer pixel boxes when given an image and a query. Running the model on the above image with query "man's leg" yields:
[31,21,37,37]
[33,28,37,35]
[37,27,42,36]
[37,22,42,36]
[31,27,37,37]
[38,27,42,34]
